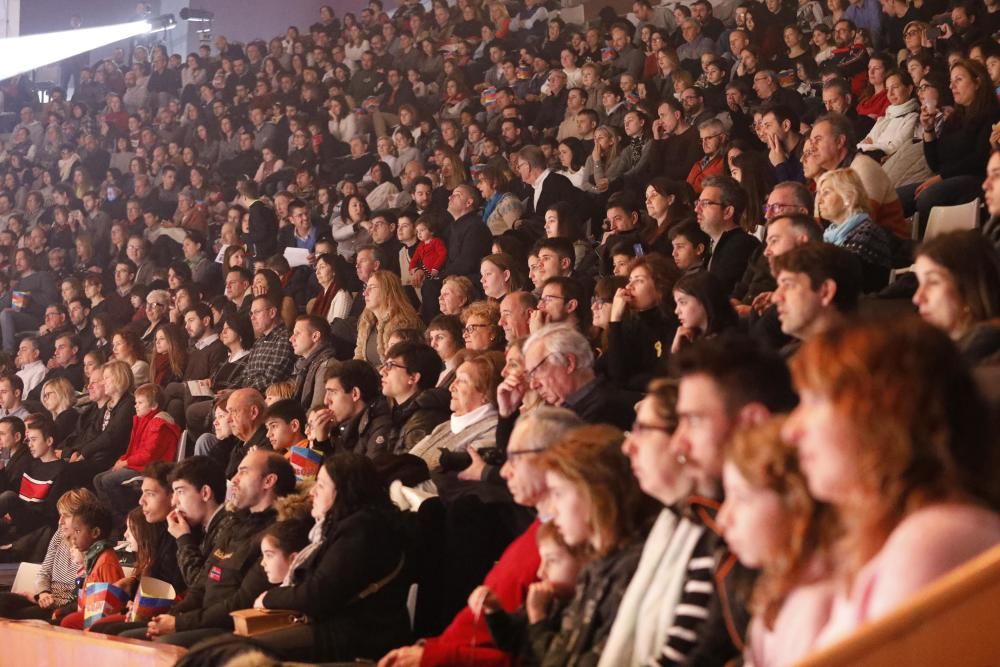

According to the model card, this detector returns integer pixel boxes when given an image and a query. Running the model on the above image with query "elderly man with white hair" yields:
[497,324,635,437]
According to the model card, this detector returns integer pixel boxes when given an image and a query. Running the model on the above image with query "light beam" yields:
[0,15,175,81]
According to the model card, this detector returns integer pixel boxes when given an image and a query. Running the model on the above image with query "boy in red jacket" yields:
[93,383,181,534]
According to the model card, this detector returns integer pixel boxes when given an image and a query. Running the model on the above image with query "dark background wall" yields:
[20,0,373,45]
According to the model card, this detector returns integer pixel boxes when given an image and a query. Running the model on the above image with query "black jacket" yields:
[0,445,30,494]
[442,212,492,284]
[261,506,413,662]
[243,200,279,260]
[64,394,137,469]
[174,506,229,588]
[171,506,277,632]
[523,171,579,237]
[225,425,272,479]
[389,387,451,454]
[606,308,677,391]
[707,227,761,296]
[333,399,394,459]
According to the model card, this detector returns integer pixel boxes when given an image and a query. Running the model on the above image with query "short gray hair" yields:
[698,118,726,135]
[524,323,594,371]
[511,407,584,452]
[517,145,546,171]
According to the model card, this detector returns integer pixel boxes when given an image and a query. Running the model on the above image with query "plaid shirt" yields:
[244,324,295,392]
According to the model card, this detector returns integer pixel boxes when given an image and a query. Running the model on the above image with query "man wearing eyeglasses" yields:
[499,324,633,435]
[695,175,760,295]
[380,407,583,667]
[687,118,728,195]
[370,209,402,276]
[380,341,448,453]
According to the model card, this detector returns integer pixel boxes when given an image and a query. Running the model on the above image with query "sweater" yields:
[408,406,499,472]
[119,410,181,471]
[14,457,66,527]
[77,543,125,611]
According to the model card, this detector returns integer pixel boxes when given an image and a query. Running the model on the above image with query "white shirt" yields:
[532,168,551,211]
[194,333,219,350]
[17,361,46,398]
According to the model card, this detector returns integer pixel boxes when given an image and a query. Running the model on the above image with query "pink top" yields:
[815,503,1000,650]
[747,569,834,667]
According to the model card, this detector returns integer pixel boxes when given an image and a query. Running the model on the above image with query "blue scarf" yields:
[823,211,868,246]
[482,191,502,225]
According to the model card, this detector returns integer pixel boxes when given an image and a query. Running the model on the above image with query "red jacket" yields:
[410,238,448,273]
[120,411,181,470]
[421,520,541,667]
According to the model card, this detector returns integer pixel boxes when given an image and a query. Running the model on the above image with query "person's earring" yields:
[676,453,688,465]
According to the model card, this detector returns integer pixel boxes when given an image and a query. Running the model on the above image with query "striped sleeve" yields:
[653,535,717,666]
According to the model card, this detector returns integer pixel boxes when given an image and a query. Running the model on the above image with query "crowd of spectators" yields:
[0,0,998,665]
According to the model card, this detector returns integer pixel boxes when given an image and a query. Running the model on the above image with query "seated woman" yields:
[782,317,1000,650]
[150,322,187,387]
[671,271,738,353]
[899,59,1000,236]
[476,163,523,237]
[252,453,412,663]
[254,269,298,331]
[479,254,526,303]
[815,168,893,293]
[912,230,1000,365]
[461,301,506,353]
[534,424,657,665]
[719,418,834,667]
[60,360,137,488]
[355,271,423,366]
[308,253,354,324]
[112,328,151,386]
[543,202,598,279]
[857,70,919,162]
[408,351,501,473]
[607,254,681,390]
[41,377,79,449]
[426,315,465,389]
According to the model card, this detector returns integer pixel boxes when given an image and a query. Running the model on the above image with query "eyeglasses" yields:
[525,353,555,381]
[463,323,490,334]
[628,420,674,436]
[380,360,410,374]
[694,199,724,209]
[762,203,803,215]
[539,293,566,304]
[506,447,548,460]
[700,133,723,143]
[591,297,609,307]
[363,284,379,295]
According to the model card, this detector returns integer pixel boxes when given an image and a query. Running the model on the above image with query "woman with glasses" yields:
[141,289,171,345]
[41,377,79,450]
[607,254,681,391]
[408,351,501,473]
[355,271,422,367]
[461,301,505,352]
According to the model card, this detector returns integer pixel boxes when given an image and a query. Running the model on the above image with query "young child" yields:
[259,519,312,586]
[55,496,124,628]
[0,413,66,543]
[93,384,181,531]
[718,418,834,667]
[88,507,180,631]
[409,217,448,280]
[264,399,309,455]
[469,521,584,663]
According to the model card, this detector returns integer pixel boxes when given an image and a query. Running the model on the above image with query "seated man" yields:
[381,341,449,453]
[380,407,583,666]
[122,449,294,647]
[310,360,392,458]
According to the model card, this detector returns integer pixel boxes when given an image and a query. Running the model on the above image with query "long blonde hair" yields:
[355,271,422,362]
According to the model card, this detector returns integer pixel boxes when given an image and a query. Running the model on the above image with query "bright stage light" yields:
[0,15,176,81]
